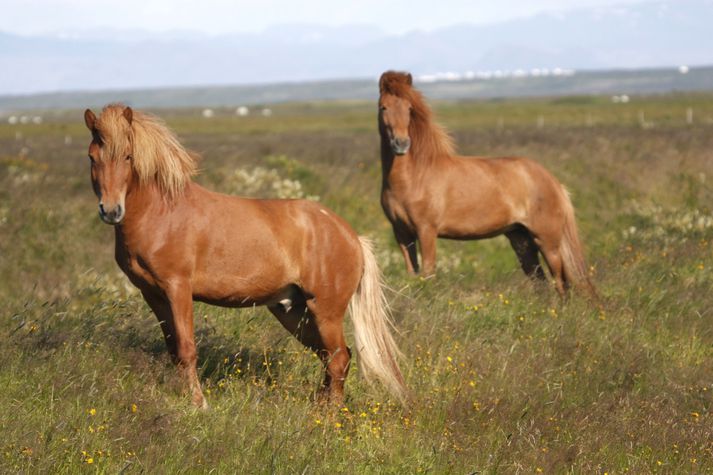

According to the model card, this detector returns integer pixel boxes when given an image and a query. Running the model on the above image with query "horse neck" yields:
[409,115,451,166]
[380,122,447,186]
[118,179,190,238]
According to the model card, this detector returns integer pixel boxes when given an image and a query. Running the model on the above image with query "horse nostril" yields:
[99,203,106,215]
[116,204,123,216]
[394,138,410,149]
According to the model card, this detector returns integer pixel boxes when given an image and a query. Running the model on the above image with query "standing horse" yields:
[83,104,406,408]
[378,71,595,296]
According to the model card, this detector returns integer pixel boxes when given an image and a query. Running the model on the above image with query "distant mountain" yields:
[0,0,710,96]
[1,66,711,111]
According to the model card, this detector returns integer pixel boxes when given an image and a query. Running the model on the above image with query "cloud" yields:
[0,0,654,35]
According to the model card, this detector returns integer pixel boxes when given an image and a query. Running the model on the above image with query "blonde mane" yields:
[95,104,197,198]
[379,71,456,159]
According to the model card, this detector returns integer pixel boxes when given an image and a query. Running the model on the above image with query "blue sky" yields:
[0,0,652,35]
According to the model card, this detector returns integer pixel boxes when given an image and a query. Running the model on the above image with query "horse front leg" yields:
[392,223,419,275]
[163,281,206,409]
[141,289,178,358]
[417,227,438,277]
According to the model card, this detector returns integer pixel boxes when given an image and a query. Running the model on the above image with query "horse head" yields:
[84,106,135,225]
[378,71,414,155]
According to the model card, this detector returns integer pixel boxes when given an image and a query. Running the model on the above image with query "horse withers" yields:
[83,104,406,408]
[377,71,596,297]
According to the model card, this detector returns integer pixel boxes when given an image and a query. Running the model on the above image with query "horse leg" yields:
[304,299,351,404]
[417,227,438,276]
[267,303,324,352]
[163,281,206,409]
[505,229,546,280]
[141,289,178,358]
[392,223,419,275]
[269,302,350,403]
[537,241,568,297]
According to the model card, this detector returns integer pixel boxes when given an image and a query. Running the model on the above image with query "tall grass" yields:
[1,95,711,472]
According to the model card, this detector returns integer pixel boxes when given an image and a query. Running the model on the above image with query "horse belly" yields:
[191,256,295,308]
[193,281,298,309]
[438,201,516,240]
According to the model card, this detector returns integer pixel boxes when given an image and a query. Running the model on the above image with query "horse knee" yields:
[175,342,197,367]
[327,346,351,380]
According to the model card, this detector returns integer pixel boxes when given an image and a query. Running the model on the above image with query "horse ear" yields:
[84,109,96,131]
[406,73,413,85]
[379,72,389,93]
[123,107,133,125]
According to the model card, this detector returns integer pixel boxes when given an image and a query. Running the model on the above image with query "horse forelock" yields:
[95,104,197,199]
[379,71,411,95]
[379,73,455,159]
[94,104,131,156]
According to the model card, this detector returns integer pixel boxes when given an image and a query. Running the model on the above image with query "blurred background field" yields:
[0,95,711,473]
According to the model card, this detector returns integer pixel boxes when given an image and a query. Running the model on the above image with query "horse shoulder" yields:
[114,229,162,290]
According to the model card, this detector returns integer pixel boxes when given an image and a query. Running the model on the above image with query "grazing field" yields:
[1,94,712,473]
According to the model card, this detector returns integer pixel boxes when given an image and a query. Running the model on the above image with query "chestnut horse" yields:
[83,104,405,408]
[378,71,595,296]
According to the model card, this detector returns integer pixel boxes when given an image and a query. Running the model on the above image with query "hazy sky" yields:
[0,0,653,35]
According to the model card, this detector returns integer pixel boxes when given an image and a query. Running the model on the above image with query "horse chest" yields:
[381,188,420,229]
[114,241,159,289]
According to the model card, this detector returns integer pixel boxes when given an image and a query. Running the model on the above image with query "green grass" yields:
[1,95,712,473]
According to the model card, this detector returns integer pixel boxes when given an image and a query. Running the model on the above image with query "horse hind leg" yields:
[537,242,569,297]
[268,298,323,352]
[506,228,546,281]
[268,295,351,404]
[305,298,351,404]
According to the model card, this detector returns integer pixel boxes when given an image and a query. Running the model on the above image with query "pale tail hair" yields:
[349,237,407,401]
[559,187,598,298]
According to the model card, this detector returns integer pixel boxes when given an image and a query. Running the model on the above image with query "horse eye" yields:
[126,155,132,161]
[379,106,386,112]
[88,155,94,162]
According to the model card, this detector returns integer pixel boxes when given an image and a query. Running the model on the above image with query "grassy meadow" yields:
[1,94,712,473]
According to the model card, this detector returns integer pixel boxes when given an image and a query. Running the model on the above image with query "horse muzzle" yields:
[390,137,411,155]
[98,203,124,225]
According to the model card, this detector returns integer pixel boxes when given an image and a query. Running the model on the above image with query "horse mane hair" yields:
[379,71,455,159]
[95,104,198,198]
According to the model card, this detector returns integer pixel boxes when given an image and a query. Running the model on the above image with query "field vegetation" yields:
[1,93,712,473]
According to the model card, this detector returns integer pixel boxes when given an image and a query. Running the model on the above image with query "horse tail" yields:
[558,187,598,298]
[349,236,407,402]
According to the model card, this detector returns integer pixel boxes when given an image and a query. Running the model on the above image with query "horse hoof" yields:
[192,395,209,410]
